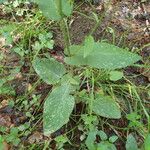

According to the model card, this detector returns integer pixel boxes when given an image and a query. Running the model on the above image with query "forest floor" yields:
[0,0,150,149]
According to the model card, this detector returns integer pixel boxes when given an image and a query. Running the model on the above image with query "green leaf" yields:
[13,47,24,57]
[33,57,66,85]
[61,0,73,17]
[85,130,97,150]
[0,0,5,4]
[98,130,108,141]
[92,95,121,119]
[109,136,118,143]
[35,0,61,20]
[35,0,73,21]
[65,42,141,70]
[126,134,138,150]
[0,135,4,150]
[144,134,150,150]
[43,83,75,136]
[2,32,13,45]
[97,141,117,150]
[109,71,123,81]
[83,36,95,58]
[0,84,15,95]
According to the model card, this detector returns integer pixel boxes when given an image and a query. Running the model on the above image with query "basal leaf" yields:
[43,84,75,136]
[144,134,150,150]
[65,42,141,69]
[126,134,138,150]
[92,95,121,119]
[33,57,66,84]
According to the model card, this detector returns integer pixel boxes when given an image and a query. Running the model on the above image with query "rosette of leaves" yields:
[33,33,141,136]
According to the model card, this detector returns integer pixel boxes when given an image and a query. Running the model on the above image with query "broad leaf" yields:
[43,84,75,136]
[92,95,121,119]
[126,134,138,150]
[65,41,141,69]
[83,36,94,58]
[33,57,66,84]
[0,0,5,4]
[144,134,150,150]
[35,0,73,21]
[61,0,73,17]
[35,0,61,20]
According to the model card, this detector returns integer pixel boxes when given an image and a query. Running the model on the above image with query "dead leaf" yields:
[27,83,32,92]
[2,141,10,150]
[0,114,12,127]
[28,131,43,144]
[0,100,9,108]
[0,36,6,48]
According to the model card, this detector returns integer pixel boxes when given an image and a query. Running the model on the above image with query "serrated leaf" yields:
[43,84,75,136]
[126,134,138,150]
[92,95,121,119]
[33,57,66,85]
[35,0,73,21]
[144,134,150,150]
[65,42,141,70]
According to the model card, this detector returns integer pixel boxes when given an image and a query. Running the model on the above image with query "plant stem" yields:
[89,19,101,36]
[58,0,71,56]
[60,19,71,56]
[88,70,94,115]
[89,14,104,36]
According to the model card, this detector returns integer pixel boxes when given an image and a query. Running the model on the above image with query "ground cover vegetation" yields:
[0,0,150,149]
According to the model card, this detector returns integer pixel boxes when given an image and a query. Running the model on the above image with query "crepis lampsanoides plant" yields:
[33,0,141,136]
